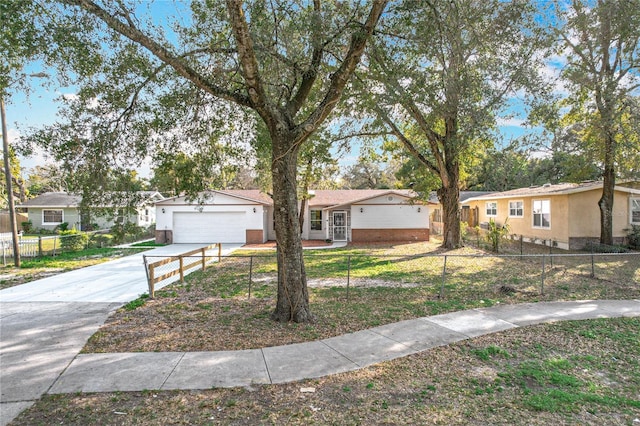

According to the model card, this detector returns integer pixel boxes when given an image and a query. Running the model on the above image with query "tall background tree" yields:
[31,0,387,322]
[361,0,547,248]
[553,0,640,245]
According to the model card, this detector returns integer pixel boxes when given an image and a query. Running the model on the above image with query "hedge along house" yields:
[155,189,433,244]
[17,191,164,232]
[463,181,640,250]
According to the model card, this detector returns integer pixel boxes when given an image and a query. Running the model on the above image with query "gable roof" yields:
[465,181,640,202]
[428,191,495,204]
[18,191,164,208]
[309,189,421,207]
[18,192,81,208]
[156,189,432,208]
[156,190,273,206]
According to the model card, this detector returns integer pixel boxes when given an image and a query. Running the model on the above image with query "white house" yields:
[155,189,433,244]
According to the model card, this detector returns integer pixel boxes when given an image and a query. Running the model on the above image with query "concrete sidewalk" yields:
[44,299,640,394]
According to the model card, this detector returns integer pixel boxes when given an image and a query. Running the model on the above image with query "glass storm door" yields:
[333,211,347,241]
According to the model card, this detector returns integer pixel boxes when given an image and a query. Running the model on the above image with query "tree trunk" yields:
[598,136,615,246]
[438,180,461,249]
[270,134,313,323]
[439,122,462,249]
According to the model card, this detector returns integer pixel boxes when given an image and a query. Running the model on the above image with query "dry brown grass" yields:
[82,239,639,354]
[15,318,640,425]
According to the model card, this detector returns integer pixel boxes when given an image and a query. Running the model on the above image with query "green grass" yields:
[131,241,166,247]
[19,248,144,269]
[475,317,640,415]
[123,294,149,311]
[471,345,511,361]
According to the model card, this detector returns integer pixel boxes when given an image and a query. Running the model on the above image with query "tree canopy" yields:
[25,0,387,322]
[359,0,548,248]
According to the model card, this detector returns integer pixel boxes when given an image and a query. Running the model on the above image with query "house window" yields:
[532,199,551,229]
[509,200,524,218]
[43,209,63,224]
[631,198,640,224]
[486,202,497,217]
[310,210,323,231]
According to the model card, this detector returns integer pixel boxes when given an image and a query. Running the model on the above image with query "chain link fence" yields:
[145,250,640,303]
[0,230,150,265]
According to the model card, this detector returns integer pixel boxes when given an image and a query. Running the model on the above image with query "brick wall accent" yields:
[351,228,429,243]
[155,229,173,244]
[246,229,264,244]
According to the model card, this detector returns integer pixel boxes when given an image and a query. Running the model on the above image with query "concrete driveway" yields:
[0,243,241,426]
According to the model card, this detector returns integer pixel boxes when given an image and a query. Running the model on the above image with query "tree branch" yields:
[295,1,388,143]
[375,106,440,175]
[225,0,269,113]
[288,0,323,117]
[62,0,252,108]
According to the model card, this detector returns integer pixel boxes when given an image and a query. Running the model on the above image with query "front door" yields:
[333,211,347,241]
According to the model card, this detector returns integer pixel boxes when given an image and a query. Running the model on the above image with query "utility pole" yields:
[1,94,21,267]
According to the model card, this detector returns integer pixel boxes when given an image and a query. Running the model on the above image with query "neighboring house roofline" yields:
[429,191,496,204]
[463,182,640,204]
[17,191,165,209]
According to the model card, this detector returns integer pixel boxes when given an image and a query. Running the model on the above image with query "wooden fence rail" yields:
[144,244,221,298]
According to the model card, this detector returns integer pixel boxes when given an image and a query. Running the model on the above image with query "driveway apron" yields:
[0,244,240,426]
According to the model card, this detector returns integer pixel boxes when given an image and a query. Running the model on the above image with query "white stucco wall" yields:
[350,204,429,229]
[156,193,267,233]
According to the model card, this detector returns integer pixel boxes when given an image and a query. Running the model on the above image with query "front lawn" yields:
[82,240,640,353]
[14,317,640,425]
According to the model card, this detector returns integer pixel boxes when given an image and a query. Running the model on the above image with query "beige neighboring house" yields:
[155,189,434,244]
[18,191,164,231]
[428,191,494,235]
[463,181,640,250]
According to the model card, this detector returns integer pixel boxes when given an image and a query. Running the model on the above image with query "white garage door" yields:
[173,212,247,243]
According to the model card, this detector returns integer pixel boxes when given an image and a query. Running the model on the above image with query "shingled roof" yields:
[308,189,419,207]
[156,189,427,207]
[17,192,82,208]
[464,181,640,202]
[18,191,163,208]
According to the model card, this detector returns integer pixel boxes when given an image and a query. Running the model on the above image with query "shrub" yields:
[56,222,70,232]
[110,222,145,244]
[584,241,629,253]
[89,233,114,248]
[627,225,640,250]
[460,221,469,241]
[21,220,33,233]
[59,229,89,252]
[486,218,510,253]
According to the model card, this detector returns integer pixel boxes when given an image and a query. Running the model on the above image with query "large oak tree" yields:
[50,0,386,322]
[362,0,547,248]
[553,0,640,245]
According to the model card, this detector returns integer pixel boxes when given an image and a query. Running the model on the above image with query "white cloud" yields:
[59,92,79,101]
[496,117,525,127]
